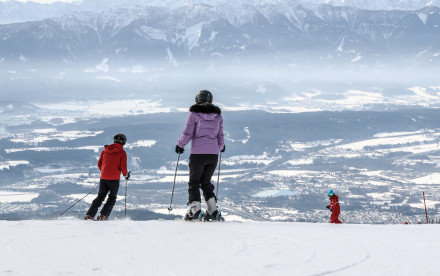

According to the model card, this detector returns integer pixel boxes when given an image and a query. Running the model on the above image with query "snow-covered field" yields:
[31,86,440,116]
[1,220,439,276]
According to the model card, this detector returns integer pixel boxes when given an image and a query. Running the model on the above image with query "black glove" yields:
[326,205,331,211]
[221,145,226,152]
[175,145,184,154]
[125,171,131,180]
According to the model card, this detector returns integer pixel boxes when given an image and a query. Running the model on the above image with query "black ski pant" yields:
[86,179,120,218]
[188,154,218,203]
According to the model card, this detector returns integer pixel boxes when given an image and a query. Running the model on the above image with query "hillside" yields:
[1,219,439,275]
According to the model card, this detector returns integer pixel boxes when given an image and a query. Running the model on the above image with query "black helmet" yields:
[114,133,127,145]
[195,90,213,104]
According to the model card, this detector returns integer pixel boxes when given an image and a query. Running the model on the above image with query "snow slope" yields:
[1,220,439,275]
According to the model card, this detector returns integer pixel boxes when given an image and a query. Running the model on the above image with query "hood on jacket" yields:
[105,143,124,153]
[190,103,221,115]
[330,195,339,201]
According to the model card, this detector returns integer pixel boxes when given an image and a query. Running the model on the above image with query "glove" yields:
[125,171,131,180]
[326,205,331,211]
[175,145,184,154]
[221,145,226,152]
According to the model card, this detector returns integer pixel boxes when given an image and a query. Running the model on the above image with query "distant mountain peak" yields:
[1,0,440,24]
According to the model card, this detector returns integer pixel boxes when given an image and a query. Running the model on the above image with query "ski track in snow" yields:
[1,220,440,275]
[312,255,371,276]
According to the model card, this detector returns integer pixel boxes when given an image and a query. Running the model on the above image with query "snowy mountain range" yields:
[1,0,439,25]
[1,2,440,67]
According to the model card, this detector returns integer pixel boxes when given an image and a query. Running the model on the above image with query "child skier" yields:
[84,133,130,221]
[175,90,225,221]
[326,189,342,224]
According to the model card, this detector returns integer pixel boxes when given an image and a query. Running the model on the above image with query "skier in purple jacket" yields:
[176,90,225,221]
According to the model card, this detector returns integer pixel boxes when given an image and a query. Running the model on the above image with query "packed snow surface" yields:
[1,220,439,275]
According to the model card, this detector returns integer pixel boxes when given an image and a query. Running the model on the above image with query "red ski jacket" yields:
[328,195,340,215]
[97,143,128,180]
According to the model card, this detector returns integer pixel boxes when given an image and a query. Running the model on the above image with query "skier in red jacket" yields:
[84,133,130,221]
[326,190,342,224]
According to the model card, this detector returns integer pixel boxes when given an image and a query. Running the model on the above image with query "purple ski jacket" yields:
[178,103,224,155]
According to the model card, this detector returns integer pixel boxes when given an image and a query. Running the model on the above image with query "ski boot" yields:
[204,210,224,222]
[204,197,225,222]
[97,214,108,221]
[184,201,204,221]
[84,215,94,220]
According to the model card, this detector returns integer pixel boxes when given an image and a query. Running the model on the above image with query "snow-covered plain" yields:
[1,220,439,276]
[21,85,440,119]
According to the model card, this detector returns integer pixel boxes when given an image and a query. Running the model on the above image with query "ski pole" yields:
[124,179,128,218]
[59,185,99,216]
[124,171,130,218]
[215,152,222,200]
[423,192,428,224]
[125,179,128,218]
[168,153,180,213]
